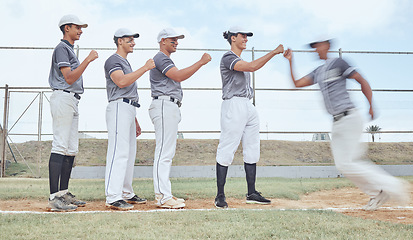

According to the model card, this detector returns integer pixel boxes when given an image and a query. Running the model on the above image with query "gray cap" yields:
[228,26,253,36]
[114,28,140,38]
[58,14,88,28]
[157,28,184,43]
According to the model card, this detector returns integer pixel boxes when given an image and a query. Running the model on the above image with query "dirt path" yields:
[1,188,412,224]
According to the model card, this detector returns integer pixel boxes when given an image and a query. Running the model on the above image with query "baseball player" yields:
[104,28,155,210]
[214,26,284,208]
[47,14,98,212]
[149,28,211,209]
[283,39,410,210]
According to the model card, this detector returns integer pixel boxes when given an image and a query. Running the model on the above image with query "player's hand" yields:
[200,53,212,65]
[135,118,142,137]
[86,50,99,63]
[144,59,155,71]
[283,48,293,61]
[369,107,374,120]
[274,44,284,54]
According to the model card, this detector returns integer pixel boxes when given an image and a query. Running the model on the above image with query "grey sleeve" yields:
[105,57,122,76]
[337,58,357,78]
[55,47,71,68]
[222,53,241,71]
[155,54,175,75]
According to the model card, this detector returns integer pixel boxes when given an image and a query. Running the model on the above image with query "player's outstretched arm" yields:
[350,72,374,119]
[283,48,313,88]
[234,44,284,72]
[61,50,99,85]
[111,59,155,88]
[166,53,211,82]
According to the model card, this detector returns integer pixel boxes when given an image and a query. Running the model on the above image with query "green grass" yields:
[0,177,358,201]
[1,210,412,239]
[1,177,413,239]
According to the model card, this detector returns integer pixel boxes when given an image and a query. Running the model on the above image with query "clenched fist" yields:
[86,50,99,63]
[274,44,284,54]
[144,59,156,71]
[200,53,212,65]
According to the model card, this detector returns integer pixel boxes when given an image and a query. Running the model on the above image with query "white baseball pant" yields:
[50,90,79,156]
[105,99,137,204]
[149,98,181,204]
[216,97,260,167]
[331,109,409,203]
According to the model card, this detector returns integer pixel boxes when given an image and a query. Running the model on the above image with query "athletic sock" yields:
[244,162,257,195]
[48,153,65,195]
[216,162,228,196]
[60,155,75,191]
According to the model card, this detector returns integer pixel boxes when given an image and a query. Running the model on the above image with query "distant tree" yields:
[366,125,382,142]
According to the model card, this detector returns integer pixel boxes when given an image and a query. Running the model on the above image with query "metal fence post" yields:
[252,47,256,106]
[1,84,9,177]
[76,45,80,57]
[339,48,342,58]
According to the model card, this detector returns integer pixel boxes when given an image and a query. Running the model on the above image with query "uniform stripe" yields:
[155,100,165,203]
[105,103,119,197]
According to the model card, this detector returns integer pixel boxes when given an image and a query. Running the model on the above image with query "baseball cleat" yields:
[47,196,78,212]
[62,192,86,207]
[363,190,390,211]
[172,196,185,203]
[246,191,271,205]
[106,200,134,211]
[125,195,147,204]
[158,198,185,209]
[214,194,228,208]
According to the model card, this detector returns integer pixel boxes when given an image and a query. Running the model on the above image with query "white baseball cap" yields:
[58,14,88,28]
[157,28,184,43]
[228,26,253,36]
[309,36,334,48]
[114,28,140,38]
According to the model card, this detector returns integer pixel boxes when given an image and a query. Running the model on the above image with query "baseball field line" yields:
[1,206,412,215]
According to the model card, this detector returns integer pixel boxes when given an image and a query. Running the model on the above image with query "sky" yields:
[0,0,412,142]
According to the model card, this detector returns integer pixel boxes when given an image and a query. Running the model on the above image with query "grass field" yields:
[4,139,413,178]
[1,177,412,239]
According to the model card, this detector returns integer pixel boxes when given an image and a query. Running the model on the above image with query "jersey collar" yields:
[61,39,74,49]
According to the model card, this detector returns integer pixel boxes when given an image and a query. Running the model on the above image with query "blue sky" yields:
[0,0,412,142]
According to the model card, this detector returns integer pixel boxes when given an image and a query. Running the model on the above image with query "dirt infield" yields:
[1,188,412,225]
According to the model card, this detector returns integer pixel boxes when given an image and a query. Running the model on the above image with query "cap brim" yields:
[122,33,140,38]
[309,40,330,48]
[229,31,253,37]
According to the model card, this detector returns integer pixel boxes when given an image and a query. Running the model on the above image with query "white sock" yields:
[49,193,57,200]
[59,189,68,195]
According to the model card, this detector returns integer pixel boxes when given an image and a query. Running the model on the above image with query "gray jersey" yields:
[150,51,183,101]
[48,40,84,93]
[220,51,253,100]
[306,58,357,115]
[104,53,139,102]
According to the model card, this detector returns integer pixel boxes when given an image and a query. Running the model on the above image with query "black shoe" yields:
[246,191,271,205]
[125,195,147,204]
[214,194,228,208]
[105,200,134,210]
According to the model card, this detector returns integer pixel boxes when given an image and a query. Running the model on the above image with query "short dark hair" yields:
[60,24,72,35]
[223,31,238,45]
[114,36,120,47]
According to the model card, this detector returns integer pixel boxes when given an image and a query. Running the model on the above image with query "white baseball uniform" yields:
[307,57,409,202]
[104,53,140,204]
[149,51,183,204]
[216,51,260,166]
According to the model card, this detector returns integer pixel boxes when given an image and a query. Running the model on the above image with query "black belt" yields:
[123,98,140,108]
[54,89,81,100]
[333,110,350,122]
[153,96,182,107]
